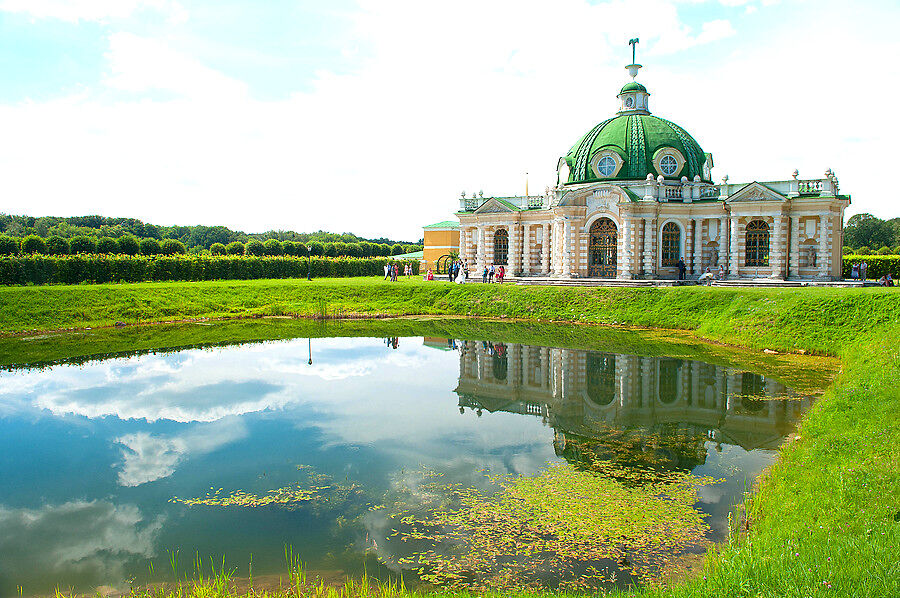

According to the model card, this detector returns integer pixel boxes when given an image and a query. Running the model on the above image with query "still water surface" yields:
[0,331,814,595]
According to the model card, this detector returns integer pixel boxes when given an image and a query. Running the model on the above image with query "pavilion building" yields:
[442,61,850,281]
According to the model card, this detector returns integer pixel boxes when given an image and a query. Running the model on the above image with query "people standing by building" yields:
[717,264,725,280]
[861,261,868,281]
[851,262,859,280]
[489,264,495,283]
[677,258,687,280]
[482,265,488,283]
[384,263,390,280]
[497,265,505,283]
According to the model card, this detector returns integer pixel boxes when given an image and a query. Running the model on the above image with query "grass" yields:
[4,278,898,597]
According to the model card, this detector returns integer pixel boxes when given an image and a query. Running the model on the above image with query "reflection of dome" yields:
[560,79,711,185]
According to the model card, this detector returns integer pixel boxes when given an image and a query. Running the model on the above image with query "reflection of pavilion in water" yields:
[452,340,811,469]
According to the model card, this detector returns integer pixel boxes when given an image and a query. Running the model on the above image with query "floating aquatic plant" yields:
[381,458,721,591]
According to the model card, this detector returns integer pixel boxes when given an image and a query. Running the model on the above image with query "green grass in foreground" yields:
[6,279,898,597]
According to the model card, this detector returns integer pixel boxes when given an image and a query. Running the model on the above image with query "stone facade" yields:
[456,177,848,280]
[445,65,850,281]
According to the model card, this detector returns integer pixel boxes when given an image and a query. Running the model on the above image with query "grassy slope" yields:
[3,278,898,598]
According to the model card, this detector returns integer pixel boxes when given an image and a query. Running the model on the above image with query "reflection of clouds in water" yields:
[0,338,441,423]
[0,500,163,582]
[115,418,247,486]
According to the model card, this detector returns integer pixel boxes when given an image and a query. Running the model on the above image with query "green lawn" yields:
[2,278,898,597]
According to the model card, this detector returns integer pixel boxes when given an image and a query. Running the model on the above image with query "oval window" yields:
[597,156,616,177]
[660,155,678,176]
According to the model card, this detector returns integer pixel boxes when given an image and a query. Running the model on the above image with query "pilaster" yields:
[522,224,531,275]
[541,223,551,274]
[789,217,800,279]
[729,217,740,277]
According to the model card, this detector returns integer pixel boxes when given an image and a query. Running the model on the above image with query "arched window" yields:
[493,229,509,265]
[658,358,682,404]
[660,222,680,267]
[586,353,616,406]
[745,220,770,267]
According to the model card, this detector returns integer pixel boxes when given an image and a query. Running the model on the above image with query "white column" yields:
[771,216,786,279]
[522,224,531,275]
[485,228,494,268]
[729,217,740,277]
[693,219,703,274]
[620,218,633,279]
[819,214,830,279]
[561,220,571,277]
[541,223,551,275]
[789,217,800,279]
[686,219,695,275]
[717,217,727,269]
[476,226,485,271]
[642,217,656,278]
[509,224,520,270]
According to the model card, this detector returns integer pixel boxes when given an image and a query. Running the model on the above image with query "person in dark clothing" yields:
[677,258,687,280]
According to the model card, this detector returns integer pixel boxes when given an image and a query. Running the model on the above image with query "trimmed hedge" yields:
[842,255,900,279]
[0,255,419,286]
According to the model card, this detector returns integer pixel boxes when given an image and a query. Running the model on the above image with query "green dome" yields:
[563,113,710,184]
[619,81,647,94]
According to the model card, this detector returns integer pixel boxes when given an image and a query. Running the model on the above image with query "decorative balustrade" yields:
[664,187,681,199]
[527,196,544,209]
[798,180,824,195]
[464,198,482,211]
[699,186,719,198]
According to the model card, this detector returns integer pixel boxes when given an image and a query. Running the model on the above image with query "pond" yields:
[0,320,830,595]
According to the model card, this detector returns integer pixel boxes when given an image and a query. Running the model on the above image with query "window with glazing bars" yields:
[745,220,770,266]
[660,222,680,266]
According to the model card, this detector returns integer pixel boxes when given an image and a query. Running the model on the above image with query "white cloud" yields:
[115,418,247,486]
[0,500,163,583]
[0,0,187,23]
[105,33,248,99]
[0,0,895,239]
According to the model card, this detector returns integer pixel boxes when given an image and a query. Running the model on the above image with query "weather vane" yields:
[629,38,639,65]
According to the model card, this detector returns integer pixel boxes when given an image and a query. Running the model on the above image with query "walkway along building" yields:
[448,61,850,281]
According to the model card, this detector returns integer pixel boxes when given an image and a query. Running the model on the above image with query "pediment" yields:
[727,182,787,203]
[474,198,518,214]
[558,184,627,208]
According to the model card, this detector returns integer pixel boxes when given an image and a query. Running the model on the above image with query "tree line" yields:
[843,213,900,255]
[0,234,418,258]
[0,213,422,254]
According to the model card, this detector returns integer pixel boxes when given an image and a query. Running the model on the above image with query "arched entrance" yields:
[493,229,509,265]
[588,218,617,278]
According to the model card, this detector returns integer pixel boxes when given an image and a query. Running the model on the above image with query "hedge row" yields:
[0,255,419,286]
[0,234,420,258]
[842,255,900,279]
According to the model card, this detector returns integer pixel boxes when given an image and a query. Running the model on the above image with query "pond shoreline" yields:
[2,278,898,597]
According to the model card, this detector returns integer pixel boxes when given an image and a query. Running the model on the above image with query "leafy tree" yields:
[97,237,118,254]
[390,243,404,256]
[118,235,141,255]
[0,235,19,255]
[47,236,70,255]
[842,246,853,255]
[210,243,226,256]
[70,235,98,254]
[876,246,893,255]
[263,239,284,256]
[245,240,265,256]
[140,238,161,255]
[307,241,324,256]
[225,241,244,255]
[856,246,872,255]
[845,214,894,249]
[21,235,47,254]
[324,242,338,257]
[160,239,186,255]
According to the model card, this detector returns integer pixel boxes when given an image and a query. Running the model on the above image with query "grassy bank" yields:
[4,278,898,597]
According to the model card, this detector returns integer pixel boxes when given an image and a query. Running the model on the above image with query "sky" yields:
[0,0,897,241]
